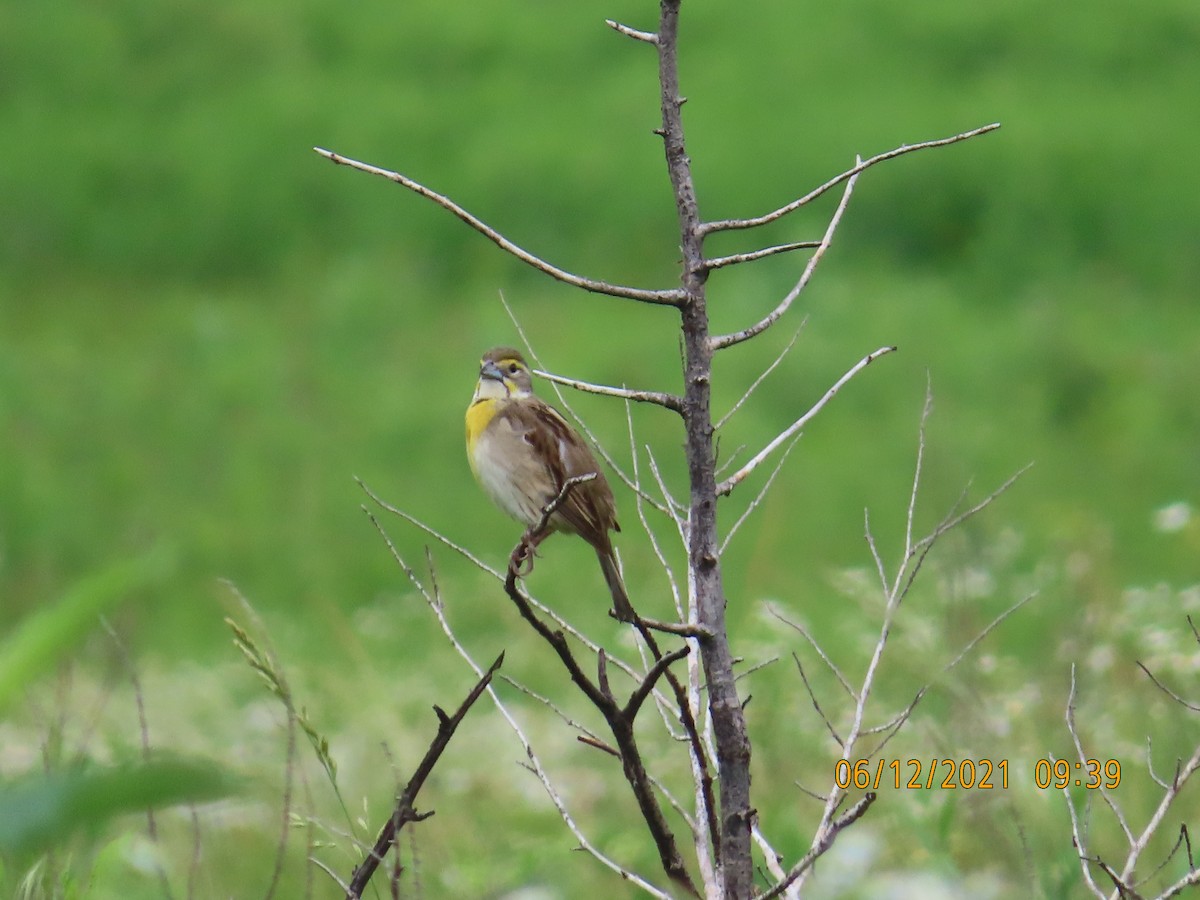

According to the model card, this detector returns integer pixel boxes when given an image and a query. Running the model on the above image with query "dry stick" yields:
[345,654,503,899]
[1160,869,1200,899]
[702,123,1001,234]
[720,435,800,555]
[862,590,1037,759]
[706,240,822,271]
[1061,669,1107,898]
[710,167,860,351]
[1116,747,1200,893]
[628,615,722,877]
[715,324,805,431]
[626,401,684,621]
[792,652,843,747]
[766,605,856,700]
[534,368,683,414]
[717,345,897,497]
[605,18,658,44]
[757,793,878,900]
[1135,660,1200,713]
[1065,662,1200,900]
[622,411,720,882]
[313,148,683,307]
[504,575,699,896]
[505,478,703,896]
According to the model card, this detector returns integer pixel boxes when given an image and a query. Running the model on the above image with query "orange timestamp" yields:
[834,758,1009,790]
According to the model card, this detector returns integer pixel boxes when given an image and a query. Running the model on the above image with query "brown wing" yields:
[498,398,620,548]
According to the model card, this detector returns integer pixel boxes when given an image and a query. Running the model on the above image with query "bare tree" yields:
[321,2,1008,897]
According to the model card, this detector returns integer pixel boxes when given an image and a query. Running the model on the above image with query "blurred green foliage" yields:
[1,0,1197,895]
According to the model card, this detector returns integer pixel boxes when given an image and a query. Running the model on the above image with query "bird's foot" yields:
[510,534,539,577]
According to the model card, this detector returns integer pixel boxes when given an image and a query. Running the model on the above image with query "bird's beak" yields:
[479,359,504,382]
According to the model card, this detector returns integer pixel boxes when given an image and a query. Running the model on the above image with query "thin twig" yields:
[793,653,843,747]
[715,325,805,431]
[360,481,641,671]
[1135,661,1200,712]
[314,148,684,306]
[627,401,684,620]
[766,605,856,700]
[706,241,821,271]
[758,793,877,899]
[720,435,800,555]
[702,123,1001,234]
[718,346,897,496]
[534,368,683,414]
[606,19,658,43]
[710,168,860,350]
[346,655,503,898]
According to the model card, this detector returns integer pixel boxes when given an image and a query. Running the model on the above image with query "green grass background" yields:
[2,0,1198,896]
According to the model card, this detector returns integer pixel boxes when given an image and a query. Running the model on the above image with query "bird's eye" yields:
[507,363,519,374]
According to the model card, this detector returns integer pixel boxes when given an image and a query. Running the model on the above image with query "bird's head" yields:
[476,347,534,399]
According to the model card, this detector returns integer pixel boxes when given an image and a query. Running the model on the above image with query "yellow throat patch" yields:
[465,397,499,474]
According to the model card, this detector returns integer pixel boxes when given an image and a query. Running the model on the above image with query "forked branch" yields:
[710,167,859,351]
[346,653,504,899]
[502,476,701,897]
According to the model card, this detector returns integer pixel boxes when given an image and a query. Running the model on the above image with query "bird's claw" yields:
[510,534,539,577]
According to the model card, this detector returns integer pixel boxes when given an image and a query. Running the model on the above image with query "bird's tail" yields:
[596,548,636,622]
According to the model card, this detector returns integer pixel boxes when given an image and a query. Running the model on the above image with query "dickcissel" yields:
[466,347,634,621]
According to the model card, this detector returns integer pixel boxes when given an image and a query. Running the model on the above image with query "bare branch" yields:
[758,793,877,900]
[1161,868,1200,899]
[942,592,1038,674]
[346,654,503,898]
[605,18,658,44]
[911,463,1034,557]
[861,687,926,759]
[626,646,692,719]
[710,168,858,351]
[314,148,684,306]
[357,478,502,580]
[627,402,684,621]
[1119,739,1200,889]
[645,444,687,529]
[1135,660,1200,712]
[715,325,805,431]
[706,241,821,271]
[534,367,682,413]
[363,502,670,895]
[751,823,795,900]
[792,653,843,747]
[500,674,603,743]
[720,435,800,555]
[906,376,934,555]
[702,123,1001,234]
[766,605,856,700]
[717,346,897,496]
[1065,666,1134,846]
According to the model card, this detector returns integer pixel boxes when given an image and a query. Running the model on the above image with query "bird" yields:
[465,347,635,621]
